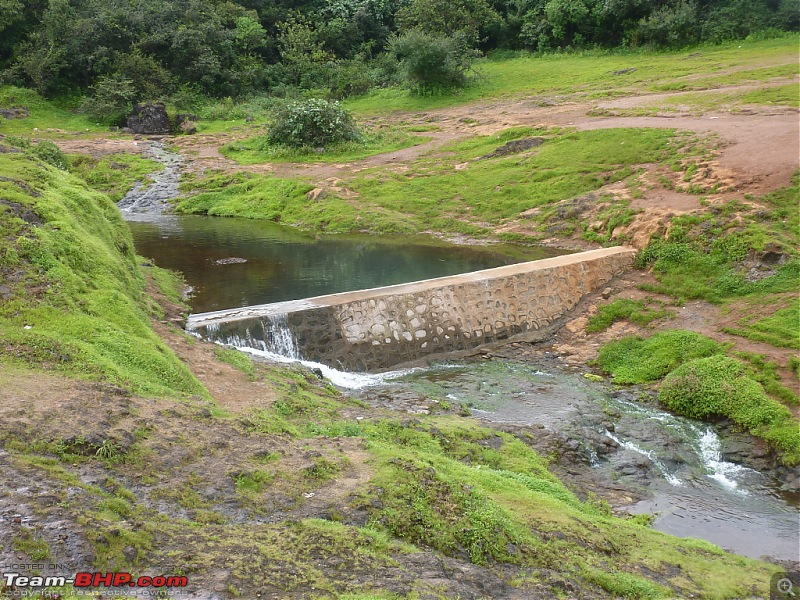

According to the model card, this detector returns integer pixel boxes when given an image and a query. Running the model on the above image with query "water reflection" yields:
[128,214,568,313]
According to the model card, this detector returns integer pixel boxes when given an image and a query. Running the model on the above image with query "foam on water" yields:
[236,346,419,390]
[698,427,752,492]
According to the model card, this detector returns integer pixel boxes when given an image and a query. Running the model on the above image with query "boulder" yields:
[127,102,171,134]
[0,107,29,120]
[180,120,197,135]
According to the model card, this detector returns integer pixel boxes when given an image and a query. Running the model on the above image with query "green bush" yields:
[659,355,799,465]
[660,355,786,425]
[265,99,361,149]
[596,330,724,384]
[31,140,68,170]
[389,29,479,94]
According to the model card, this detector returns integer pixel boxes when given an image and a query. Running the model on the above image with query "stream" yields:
[122,141,799,565]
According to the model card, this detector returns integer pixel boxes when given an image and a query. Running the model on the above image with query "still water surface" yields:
[128,214,566,313]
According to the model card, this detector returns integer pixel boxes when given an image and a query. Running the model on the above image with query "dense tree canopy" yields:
[0,0,796,103]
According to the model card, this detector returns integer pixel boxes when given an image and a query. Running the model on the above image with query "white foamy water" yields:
[263,313,299,359]
[236,346,419,390]
[697,427,752,492]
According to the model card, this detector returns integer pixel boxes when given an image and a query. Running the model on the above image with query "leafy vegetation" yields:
[389,29,479,94]
[265,99,361,149]
[660,355,800,464]
[0,0,795,108]
[222,126,425,164]
[0,142,206,397]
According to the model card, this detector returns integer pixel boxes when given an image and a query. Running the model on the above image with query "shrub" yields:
[80,74,137,125]
[389,29,479,94]
[596,330,723,384]
[659,355,789,429]
[265,99,361,149]
[32,140,68,170]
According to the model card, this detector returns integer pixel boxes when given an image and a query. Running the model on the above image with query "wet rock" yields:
[0,199,42,224]
[213,257,247,265]
[127,102,171,134]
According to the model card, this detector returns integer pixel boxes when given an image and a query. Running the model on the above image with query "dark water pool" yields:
[128,214,567,313]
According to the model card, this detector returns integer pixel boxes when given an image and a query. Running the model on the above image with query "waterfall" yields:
[697,426,751,492]
[264,313,299,359]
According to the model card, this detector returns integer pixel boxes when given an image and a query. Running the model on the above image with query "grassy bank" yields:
[176,126,684,237]
[0,141,205,397]
[0,359,781,599]
[345,36,799,115]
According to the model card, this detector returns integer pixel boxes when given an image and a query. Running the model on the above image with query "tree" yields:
[396,0,502,40]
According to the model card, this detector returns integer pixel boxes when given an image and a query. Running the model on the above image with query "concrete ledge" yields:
[187,246,636,371]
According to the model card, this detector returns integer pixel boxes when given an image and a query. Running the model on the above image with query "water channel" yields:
[123,141,799,565]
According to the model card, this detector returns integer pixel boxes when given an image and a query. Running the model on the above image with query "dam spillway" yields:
[186,246,636,371]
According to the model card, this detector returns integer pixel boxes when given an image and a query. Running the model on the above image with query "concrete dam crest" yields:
[187,247,636,371]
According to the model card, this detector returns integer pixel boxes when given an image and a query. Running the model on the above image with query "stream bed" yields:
[355,357,799,563]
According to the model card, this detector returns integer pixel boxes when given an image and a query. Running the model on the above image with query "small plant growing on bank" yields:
[264,99,361,150]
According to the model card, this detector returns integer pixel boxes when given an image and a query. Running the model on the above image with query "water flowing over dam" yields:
[187,247,635,371]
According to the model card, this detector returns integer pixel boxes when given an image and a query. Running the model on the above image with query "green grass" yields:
[236,382,778,596]
[220,127,429,165]
[214,346,256,376]
[723,297,800,349]
[0,143,207,398]
[637,174,800,304]
[347,127,677,233]
[596,330,725,384]
[587,298,673,333]
[176,127,681,236]
[621,82,800,116]
[0,86,107,137]
[68,152,161,202]
[597,329,799,463]
[345,36,798,115]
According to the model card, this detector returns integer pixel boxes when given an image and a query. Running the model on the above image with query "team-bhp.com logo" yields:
[3,571,188,589]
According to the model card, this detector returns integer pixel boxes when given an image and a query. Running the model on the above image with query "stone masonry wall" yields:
[187,247,636,371]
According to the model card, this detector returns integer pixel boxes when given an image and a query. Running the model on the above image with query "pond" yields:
[127,214,567,313]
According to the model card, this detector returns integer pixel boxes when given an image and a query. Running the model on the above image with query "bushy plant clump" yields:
[265,99,361,149]
[660,355,799,463]
[660,355,785,425]
[389,30,479,94]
